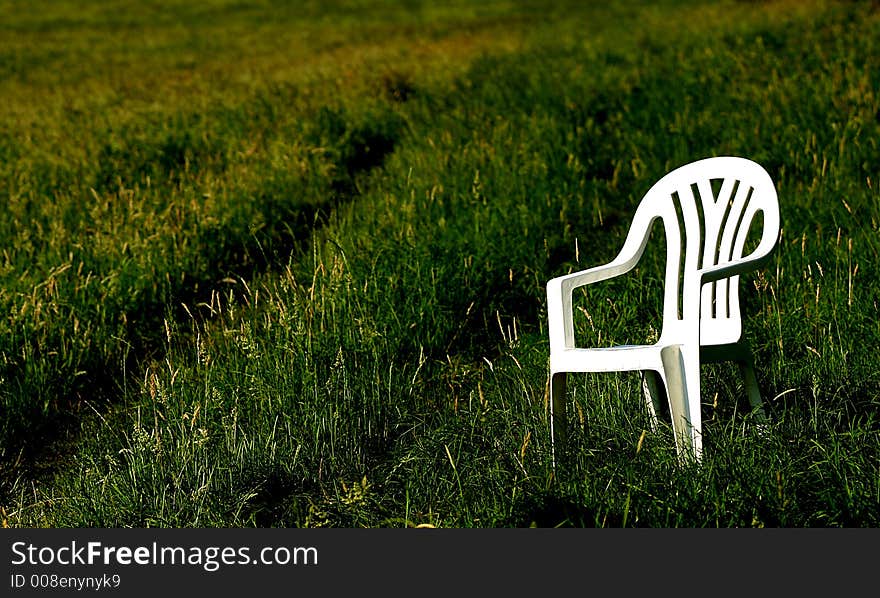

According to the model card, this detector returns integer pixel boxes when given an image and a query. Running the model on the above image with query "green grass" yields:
[2,0,880,527]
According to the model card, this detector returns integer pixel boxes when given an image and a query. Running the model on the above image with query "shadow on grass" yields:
[506,492,606,528]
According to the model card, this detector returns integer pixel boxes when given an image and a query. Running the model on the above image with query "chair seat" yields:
[551,344,664,374]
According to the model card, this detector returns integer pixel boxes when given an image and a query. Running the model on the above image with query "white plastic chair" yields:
[547,156,780,462]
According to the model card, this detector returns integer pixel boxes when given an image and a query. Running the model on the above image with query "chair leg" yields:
[550,371,567,468]
[739,361,769,434]
[739,361,765,416]
[660,345,703,462]
[641,370,663,431]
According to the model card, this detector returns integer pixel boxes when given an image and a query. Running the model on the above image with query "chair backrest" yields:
[623,157,780,346]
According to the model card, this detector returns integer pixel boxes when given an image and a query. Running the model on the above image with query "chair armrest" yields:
[699,249,774,284]
[547,259,636,352]
[547,201,659,352]
[701,200,779,284]
[548,259,636,294]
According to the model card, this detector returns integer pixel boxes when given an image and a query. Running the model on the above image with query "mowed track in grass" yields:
[0,0,533,477]
[3,0,880,527]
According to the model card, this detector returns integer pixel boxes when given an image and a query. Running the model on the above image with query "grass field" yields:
[2,0,879,527]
